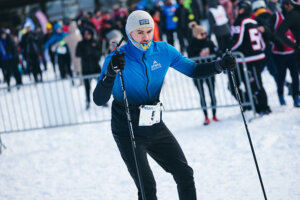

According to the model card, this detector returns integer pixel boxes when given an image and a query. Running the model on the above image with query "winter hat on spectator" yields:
[252,0,266,11]
[189,21,206,38]
[83,27,93,36]
[125,10,154,34]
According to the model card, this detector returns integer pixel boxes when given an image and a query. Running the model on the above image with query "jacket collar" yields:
[125,40,155,60]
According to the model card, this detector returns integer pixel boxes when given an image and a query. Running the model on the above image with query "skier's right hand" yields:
[107,52,125,77]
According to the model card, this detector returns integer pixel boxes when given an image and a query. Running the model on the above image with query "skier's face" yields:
[130,27,153,44]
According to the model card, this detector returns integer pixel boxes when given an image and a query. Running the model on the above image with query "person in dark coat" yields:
[20,23,43,82]
[76,28,102,109]
[251,0,279,86]
[207,0,231,52]
[0,29,22,90]
[187,22,221,125]
[174,0,191,53]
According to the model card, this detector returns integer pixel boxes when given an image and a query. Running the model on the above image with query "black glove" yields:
[218,51,237,71]
[106,52,125,77]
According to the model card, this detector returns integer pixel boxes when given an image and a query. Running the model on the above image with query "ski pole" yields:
[115,38,147,200]
[226,50,267,200]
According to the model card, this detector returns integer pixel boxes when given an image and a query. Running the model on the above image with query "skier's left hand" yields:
[219,51,236,71]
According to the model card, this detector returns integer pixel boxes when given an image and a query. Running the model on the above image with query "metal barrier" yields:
[0,52,255,134]
[161,52,256,113]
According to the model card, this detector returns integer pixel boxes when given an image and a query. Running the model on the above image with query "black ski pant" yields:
[165,29,175,46]
[27,56,42,82]
[264,45,278,84]
[228,60,270,113]
[193,77,217,117]
[57,53,72,79]
[111,100,196,200]
[273,53,299,98]
[1,58,22,87]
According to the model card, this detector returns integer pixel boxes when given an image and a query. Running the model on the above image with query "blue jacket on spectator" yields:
[44,23,67,50]
[162,4,178,30]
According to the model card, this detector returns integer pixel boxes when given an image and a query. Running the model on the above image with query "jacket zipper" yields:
[142,53,150,100]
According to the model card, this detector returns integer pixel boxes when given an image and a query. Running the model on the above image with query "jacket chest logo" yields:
[151,60,162,71]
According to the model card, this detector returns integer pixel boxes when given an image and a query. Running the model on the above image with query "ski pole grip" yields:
[115,37,125,54]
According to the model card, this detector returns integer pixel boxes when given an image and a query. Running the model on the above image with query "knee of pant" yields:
[173,166,195,185]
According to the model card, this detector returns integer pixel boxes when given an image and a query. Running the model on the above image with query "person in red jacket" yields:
[270,0,300,107]
[150,9,161,41]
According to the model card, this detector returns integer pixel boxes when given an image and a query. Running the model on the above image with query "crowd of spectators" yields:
[0,0,299,114]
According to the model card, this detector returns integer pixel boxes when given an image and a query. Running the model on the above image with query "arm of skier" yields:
[168,44,236,78]
[93,52,125,106]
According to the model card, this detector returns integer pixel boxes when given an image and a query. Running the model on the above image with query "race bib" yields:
[139,102,162,126]
[57,46,67,54]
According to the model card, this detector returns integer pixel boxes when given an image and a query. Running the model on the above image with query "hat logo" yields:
[139,19,149,25]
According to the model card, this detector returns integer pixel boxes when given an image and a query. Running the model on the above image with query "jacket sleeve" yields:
[168,43,222,78]
[276,14,297,49]
[93,53,115,106]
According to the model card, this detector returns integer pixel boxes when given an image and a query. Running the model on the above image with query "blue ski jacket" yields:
[93,40,222,106]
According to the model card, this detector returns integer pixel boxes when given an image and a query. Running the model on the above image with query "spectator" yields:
[43,23,56,73]
[63,21,82,77]
[174,0,191,53]
[230,0,271,115]
[277,0,300,72]
[272,0,300,107]
[0,29,22,90]
[219,0,235,24]
[106,29,124,52]
[191,0,206,22]
[207,0,231,52]
[112,4,128,37]
[266,0,282,13]
[45,23,71,79]
[231,0,240,23]
[162,0,178,46]
[20,22,43,82]
[252,0,279,86]
[150,8,162,41]
[76,28,102,109]
[90,9,102,35]
[100,11,114,40]
[188,22,221,125]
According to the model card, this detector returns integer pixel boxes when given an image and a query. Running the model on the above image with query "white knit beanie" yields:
[125,10,154,34]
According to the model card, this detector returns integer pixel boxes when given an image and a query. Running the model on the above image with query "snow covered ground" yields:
[0,68,300,200]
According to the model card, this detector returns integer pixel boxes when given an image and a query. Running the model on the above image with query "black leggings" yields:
[193,76,217,117]
[274,53,299,98]
[1,58,22,86]
[111,101,196,200]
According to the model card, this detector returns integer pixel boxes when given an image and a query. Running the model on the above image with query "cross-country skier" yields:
[93,10,236,200]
